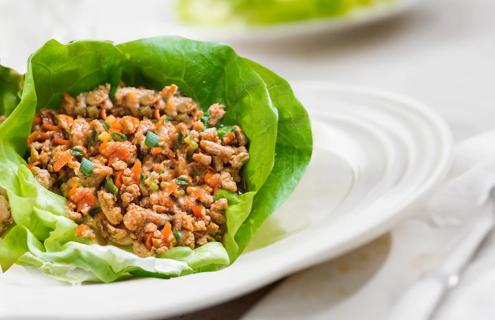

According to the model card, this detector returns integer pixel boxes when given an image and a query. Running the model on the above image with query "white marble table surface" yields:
[1,0,494,318]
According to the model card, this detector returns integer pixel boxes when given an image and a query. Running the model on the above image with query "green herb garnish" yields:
[149,181,159,192]
[145,131,160,147]
[71,147,84,157]
[80,158,95,177]
[99,119,110,130]
[176,176,189,186]
[173,230,182,241]
[217,125,233,139]
[105,177,119,195]
[111,131,127,142]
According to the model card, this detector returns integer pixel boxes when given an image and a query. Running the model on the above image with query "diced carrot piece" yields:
[114,148,129,160]
[204,171,221,189]
[27,132,49,144]
[131,160,141,183]
[151,147,161,156]
[161,223,172,240]
[100,109,107,120]
[154,108,160,120]
[165,181,177,195]
[109,120,123,132]
[192,205,205,219]
[145,234,153,250]
[75,224,92,238]
[159,192,174,209]
[115,171,123,188]
[53,137,71,146]
[42,123,60,131]
[53,151,72,172]
[82,192,96,207]
[99,142,129,161]
[163,197,174,209]
[68,185,79,199]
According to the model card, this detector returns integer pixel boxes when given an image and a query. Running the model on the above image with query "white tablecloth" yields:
[1,0,494,318]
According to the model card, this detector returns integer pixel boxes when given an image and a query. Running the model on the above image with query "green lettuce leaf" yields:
[234,60,313,254]
[0,37,311,282]
[0,64,23,117]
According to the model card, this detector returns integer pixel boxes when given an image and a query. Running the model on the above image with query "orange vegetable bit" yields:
[82,192,96,207]
[115,171,123,188]
[53,151,72,172]
[27,132,49,144]
[99,142,130,161]
[163,197,174,209]
[100,108,107,120]
[154,108,161,120]
[151,147,161,156]
[42,123,60,131]
[68,185,79,199]
[76,191,96,212]
[75,224,92,238]
[192,205,205,219]
[131,159,142,183]
[145,233,153,250]
[164,181,178,195]
[161,223,172,241]
[204,171,221,189]
[109,120,123,132]
[53,137,71,146]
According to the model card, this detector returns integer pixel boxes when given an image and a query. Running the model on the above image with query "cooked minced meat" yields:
[27,84,249,257]
[0,117,13,235]
[0,188,12,235]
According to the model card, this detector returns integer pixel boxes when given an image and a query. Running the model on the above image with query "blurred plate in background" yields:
[174,0,422,43]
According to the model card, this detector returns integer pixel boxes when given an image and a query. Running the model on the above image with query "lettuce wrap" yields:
[0,37,312,283]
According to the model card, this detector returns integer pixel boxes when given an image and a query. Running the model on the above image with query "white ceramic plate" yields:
[0,82,452,319]
[173,0,421,43]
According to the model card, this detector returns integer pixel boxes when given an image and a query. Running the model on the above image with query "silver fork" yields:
[387,188,495,320]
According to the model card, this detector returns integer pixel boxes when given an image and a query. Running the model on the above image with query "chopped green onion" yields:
[140,174,146,185]
[99,119,110,130]
[149,181,159,192]
[173,230,182,241]
[105,177,119,195]
[217,125,233,139]
[145,131,160,147]
[71,147,84,157]
[89,129,99,146]
[176,176,189,186]
[80,158,95,177]
[164,117,173,122]
[111,131,127,142]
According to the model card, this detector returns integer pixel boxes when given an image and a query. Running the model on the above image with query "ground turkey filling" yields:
[0,116,12,235]
[27,84,249,257]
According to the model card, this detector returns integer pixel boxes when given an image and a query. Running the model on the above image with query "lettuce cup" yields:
[0,37,312,283]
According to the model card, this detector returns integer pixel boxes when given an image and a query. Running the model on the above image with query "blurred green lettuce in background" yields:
[177,0,392,27]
